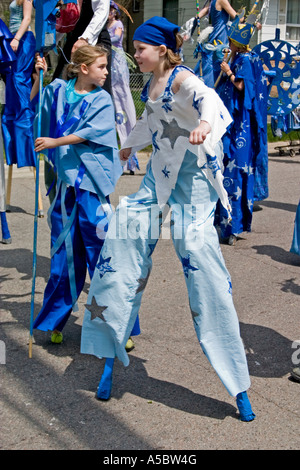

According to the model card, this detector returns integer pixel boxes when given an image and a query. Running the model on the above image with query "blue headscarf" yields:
[133,16,180,52]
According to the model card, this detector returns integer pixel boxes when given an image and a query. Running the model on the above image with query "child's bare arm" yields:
[30,55,47,101]
[34,134,85,152]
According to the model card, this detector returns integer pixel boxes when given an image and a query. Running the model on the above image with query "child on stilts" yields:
[80,17,255,421]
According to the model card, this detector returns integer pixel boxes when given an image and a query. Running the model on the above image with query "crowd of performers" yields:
[1,0,300,419]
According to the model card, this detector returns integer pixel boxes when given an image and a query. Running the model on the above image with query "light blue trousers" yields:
[81,155,251,396]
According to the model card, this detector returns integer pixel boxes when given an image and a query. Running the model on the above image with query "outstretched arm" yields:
[34,134,85,153]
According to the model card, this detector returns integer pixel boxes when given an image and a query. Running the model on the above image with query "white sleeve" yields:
[180,74,232,155]
[80,0,110,45]
[121,109,152,155]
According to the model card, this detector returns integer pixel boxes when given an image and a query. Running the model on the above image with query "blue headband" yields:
[133,16,180,52]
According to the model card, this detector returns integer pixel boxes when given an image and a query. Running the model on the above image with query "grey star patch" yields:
[136,269,151,294]
[85,296,108,322]
[160,118,190,149]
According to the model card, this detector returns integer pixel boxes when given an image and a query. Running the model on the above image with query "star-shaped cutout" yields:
[96,255,116,278]
[160,118,190,149]
[180,255,199,278]
[85,296,108,321]
[136,269,151,294]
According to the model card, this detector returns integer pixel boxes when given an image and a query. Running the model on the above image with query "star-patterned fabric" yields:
[215,51,268,238]
[81,67,252,396]
[123,65,232,209]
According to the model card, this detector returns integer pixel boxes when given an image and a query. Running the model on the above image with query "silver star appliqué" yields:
[160,118,190,149]
[85,296,108,321]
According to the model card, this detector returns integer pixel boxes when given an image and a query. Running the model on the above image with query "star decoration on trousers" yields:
[136,268,151,294]
[160,118,190,149]
[162,165,170,178]
[180,254,199,278]
[96,255,116,278]
[85,296,108,321]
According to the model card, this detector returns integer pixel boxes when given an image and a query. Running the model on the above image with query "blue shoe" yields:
[236,391,256,422]
[96,358,114,400]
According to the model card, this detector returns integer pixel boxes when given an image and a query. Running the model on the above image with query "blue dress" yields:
[1,1,36,167]
[194,0,230,87]
[215,51,268,238]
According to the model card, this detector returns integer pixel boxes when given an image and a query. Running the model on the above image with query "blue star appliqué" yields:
[162,165,170,178]
[152,130,160,154]
[180,255,199,278]
[96,255,116,278]
[192,91,204,117]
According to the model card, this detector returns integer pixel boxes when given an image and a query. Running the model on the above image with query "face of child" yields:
[133,40,162,73]
[85,55,108,88]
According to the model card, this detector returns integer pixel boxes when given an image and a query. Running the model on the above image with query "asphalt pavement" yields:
[0,142,300,451]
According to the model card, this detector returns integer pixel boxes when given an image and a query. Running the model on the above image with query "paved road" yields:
[1,143,300,450]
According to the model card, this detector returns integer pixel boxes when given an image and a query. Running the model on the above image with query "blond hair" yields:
[65,44,109,80]
[163,33,183,71]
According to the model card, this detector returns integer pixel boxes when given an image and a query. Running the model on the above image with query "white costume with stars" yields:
[81,66,251,396]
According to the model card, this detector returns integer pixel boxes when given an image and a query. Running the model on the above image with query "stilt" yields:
[236,391,256,421]
[6,165,12,211]
[96,357,115,400]
[1,211,11,243]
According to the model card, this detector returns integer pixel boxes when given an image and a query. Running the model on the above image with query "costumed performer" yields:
[1,0,36,169]
[214,14,268,245]
[194,0,237,87]
[107,1,139,175]
[0,18,16,244]
[31,45,122,344]
[46,0,112,205]
[80,16,256,422]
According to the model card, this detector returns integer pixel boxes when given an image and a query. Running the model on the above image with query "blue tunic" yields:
[215,51,268,238]
[33,79,123,333]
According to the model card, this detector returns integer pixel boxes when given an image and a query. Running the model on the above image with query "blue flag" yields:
[34,0,77,53]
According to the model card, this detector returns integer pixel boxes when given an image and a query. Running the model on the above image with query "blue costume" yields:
[81,62,253,399]
[33,78,123,334]
[1,0,36,168]
[215,50,268,240]
[194,0,230,87]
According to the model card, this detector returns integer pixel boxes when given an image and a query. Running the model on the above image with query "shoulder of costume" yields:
[45,78,67,92]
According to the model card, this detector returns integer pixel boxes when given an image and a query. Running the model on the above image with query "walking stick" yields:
[29,57,44,358]
[214,49,232,88]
